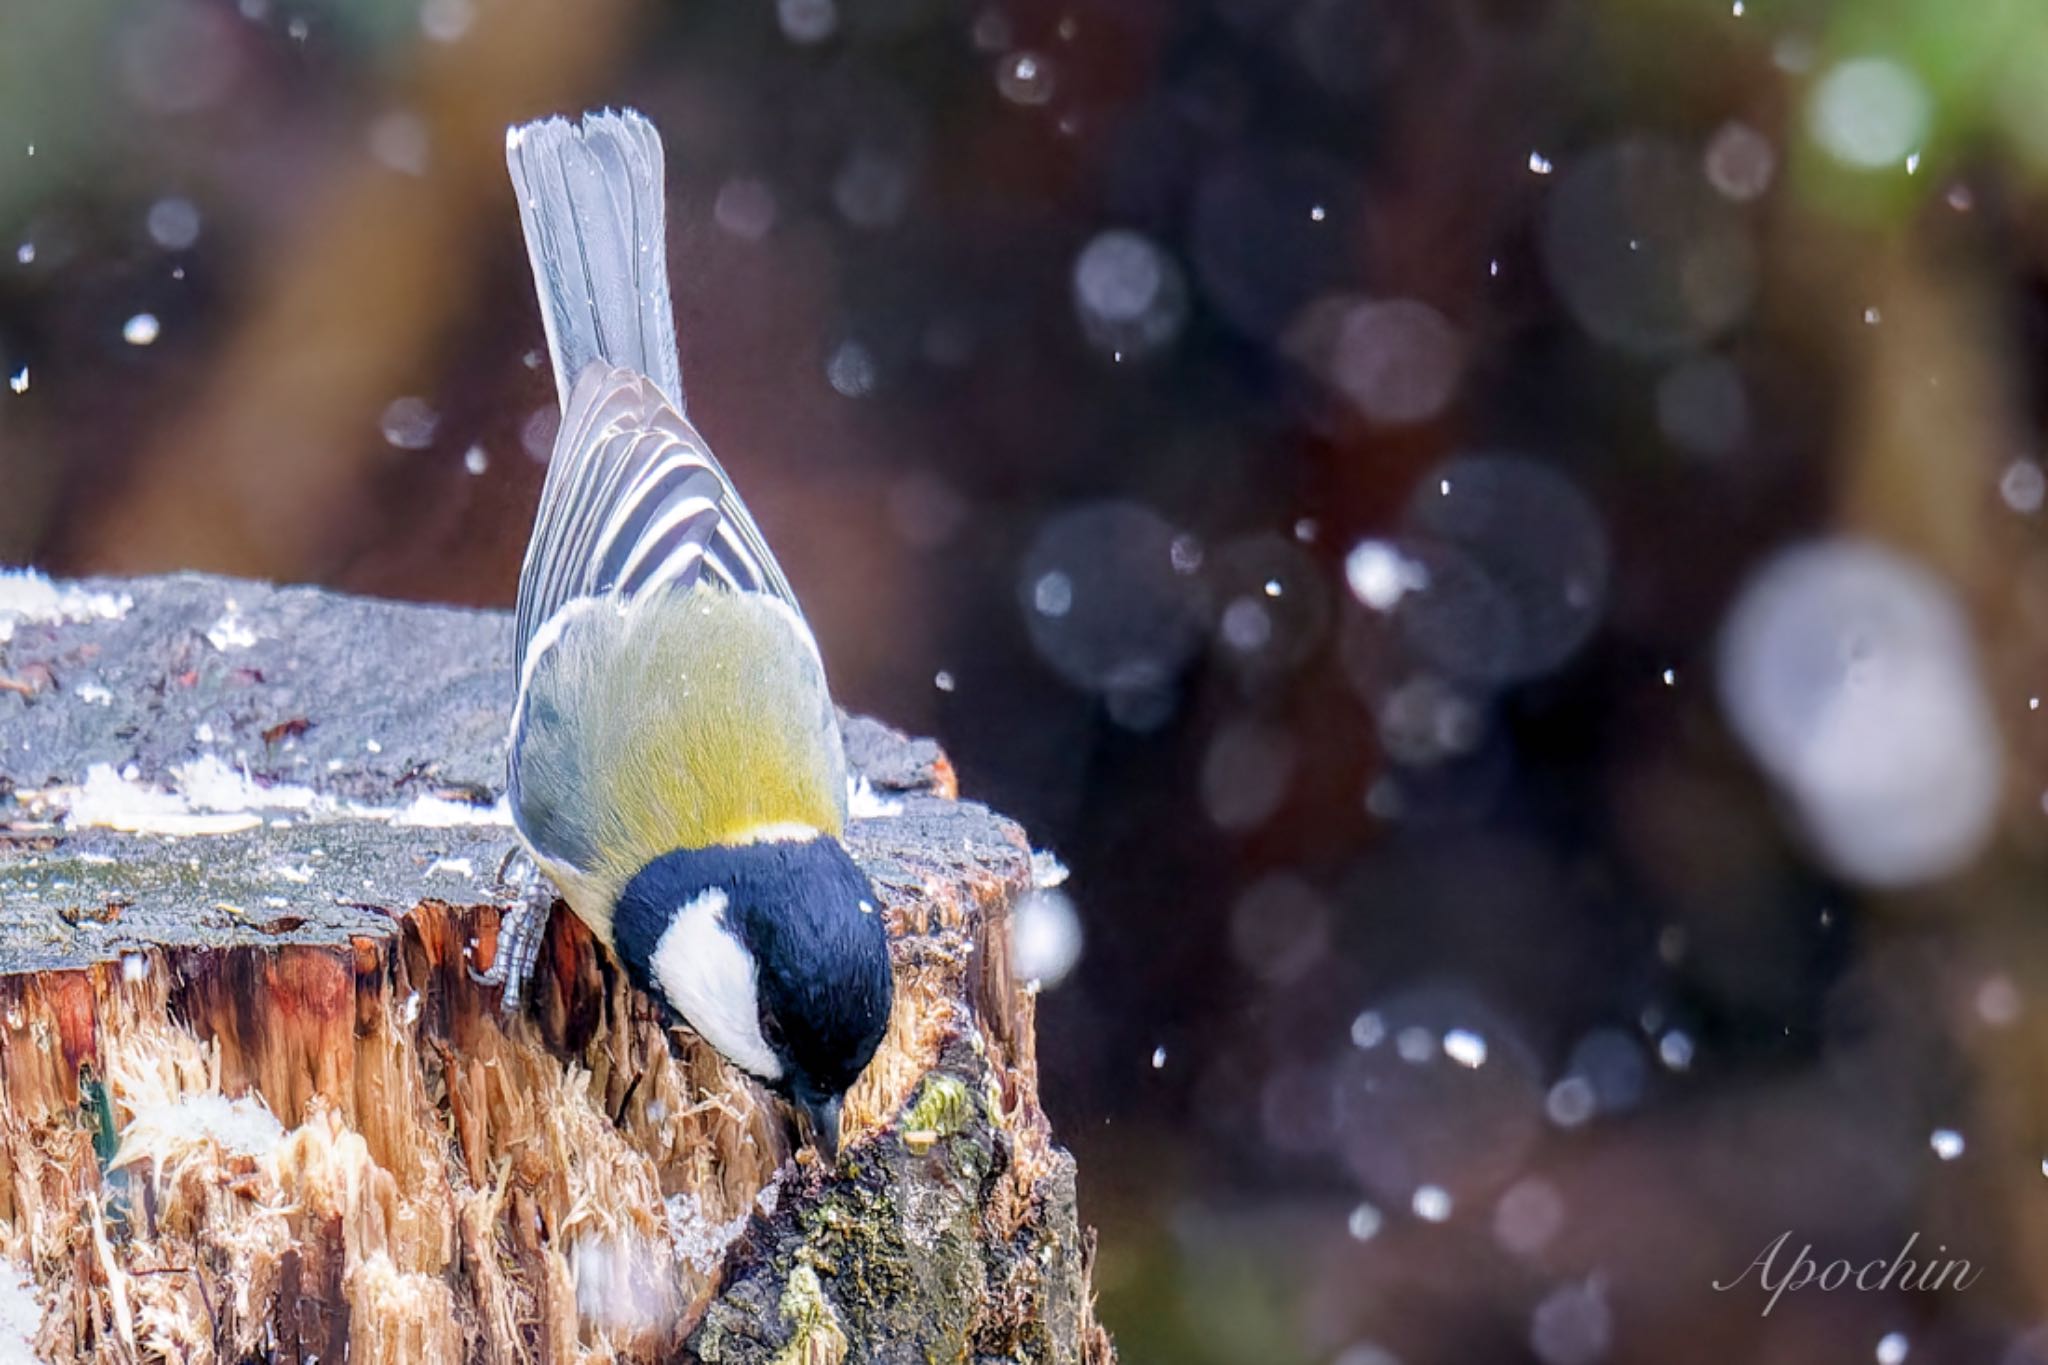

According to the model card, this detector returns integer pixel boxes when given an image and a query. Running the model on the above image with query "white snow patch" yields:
[204,602,258,651]
[665,1169,783,1277]
[0,568,132,646]
[75,683,111,706]
[37,759,506,837]
[0,1259,40,1362]
[387,794,510,828]
[173,755,321,813]
[848,776,902,819]
[1030,849,1070,888]
[665,1193,754,1275]
[58,763,262,836]
[427,857,475,879]
[50,756,331,836]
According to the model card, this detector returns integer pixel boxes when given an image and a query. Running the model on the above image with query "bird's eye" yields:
[759,1008,787,1053]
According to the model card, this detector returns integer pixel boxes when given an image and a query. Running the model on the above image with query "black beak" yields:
[799,1094,843,1161]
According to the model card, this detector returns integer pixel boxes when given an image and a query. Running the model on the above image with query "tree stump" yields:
[0,572,1112,1365]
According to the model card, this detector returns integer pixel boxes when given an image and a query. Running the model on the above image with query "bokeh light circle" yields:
[1019,501,1206,700]
[1336,985,1545,1212]
[1397,455,1610,686]
[1541,137,1757,356]
[1808,56,1931,169]
[1072,229,1189,362]
[1718,540,2002,886]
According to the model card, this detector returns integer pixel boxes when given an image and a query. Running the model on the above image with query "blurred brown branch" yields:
[74,0,634,580]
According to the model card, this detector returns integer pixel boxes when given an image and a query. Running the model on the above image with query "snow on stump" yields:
[0,573,1111,1365]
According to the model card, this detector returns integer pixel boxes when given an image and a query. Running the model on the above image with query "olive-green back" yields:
[509,584,848,903]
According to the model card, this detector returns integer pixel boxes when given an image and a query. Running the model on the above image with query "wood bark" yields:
[0,573,1111,1365]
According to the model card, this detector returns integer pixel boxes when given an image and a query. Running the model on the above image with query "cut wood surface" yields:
[0,573,1110,1365]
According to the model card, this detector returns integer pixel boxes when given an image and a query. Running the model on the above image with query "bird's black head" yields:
[612,834,894,1156]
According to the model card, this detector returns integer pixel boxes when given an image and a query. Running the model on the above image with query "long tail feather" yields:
[505,109,685,413]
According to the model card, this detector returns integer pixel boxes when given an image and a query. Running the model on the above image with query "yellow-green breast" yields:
[510,584,849,928]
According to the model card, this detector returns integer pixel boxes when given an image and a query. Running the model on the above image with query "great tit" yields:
[482,108,893,1160]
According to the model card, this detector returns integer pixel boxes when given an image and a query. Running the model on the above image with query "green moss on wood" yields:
[768,1264,849,1365]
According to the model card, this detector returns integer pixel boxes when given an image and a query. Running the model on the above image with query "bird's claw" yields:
[471,850,553,1012]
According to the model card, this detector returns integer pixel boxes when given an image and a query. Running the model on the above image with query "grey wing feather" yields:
[514,365,798,679]
[507,108,804,675]
[507,109,685,412]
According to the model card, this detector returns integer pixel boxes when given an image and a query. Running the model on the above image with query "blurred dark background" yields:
[9,0,2048,1361]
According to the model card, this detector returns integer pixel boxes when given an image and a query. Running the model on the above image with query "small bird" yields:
[482,108,893,1160]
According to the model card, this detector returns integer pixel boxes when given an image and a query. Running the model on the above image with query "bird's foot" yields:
[470,848,554,1011]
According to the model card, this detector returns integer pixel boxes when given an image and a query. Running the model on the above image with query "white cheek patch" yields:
[648,888,783,1082]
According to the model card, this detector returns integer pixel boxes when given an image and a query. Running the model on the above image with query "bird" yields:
[480,107,894,1161]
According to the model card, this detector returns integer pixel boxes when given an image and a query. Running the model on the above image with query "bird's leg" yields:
[471,847,555,1011]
